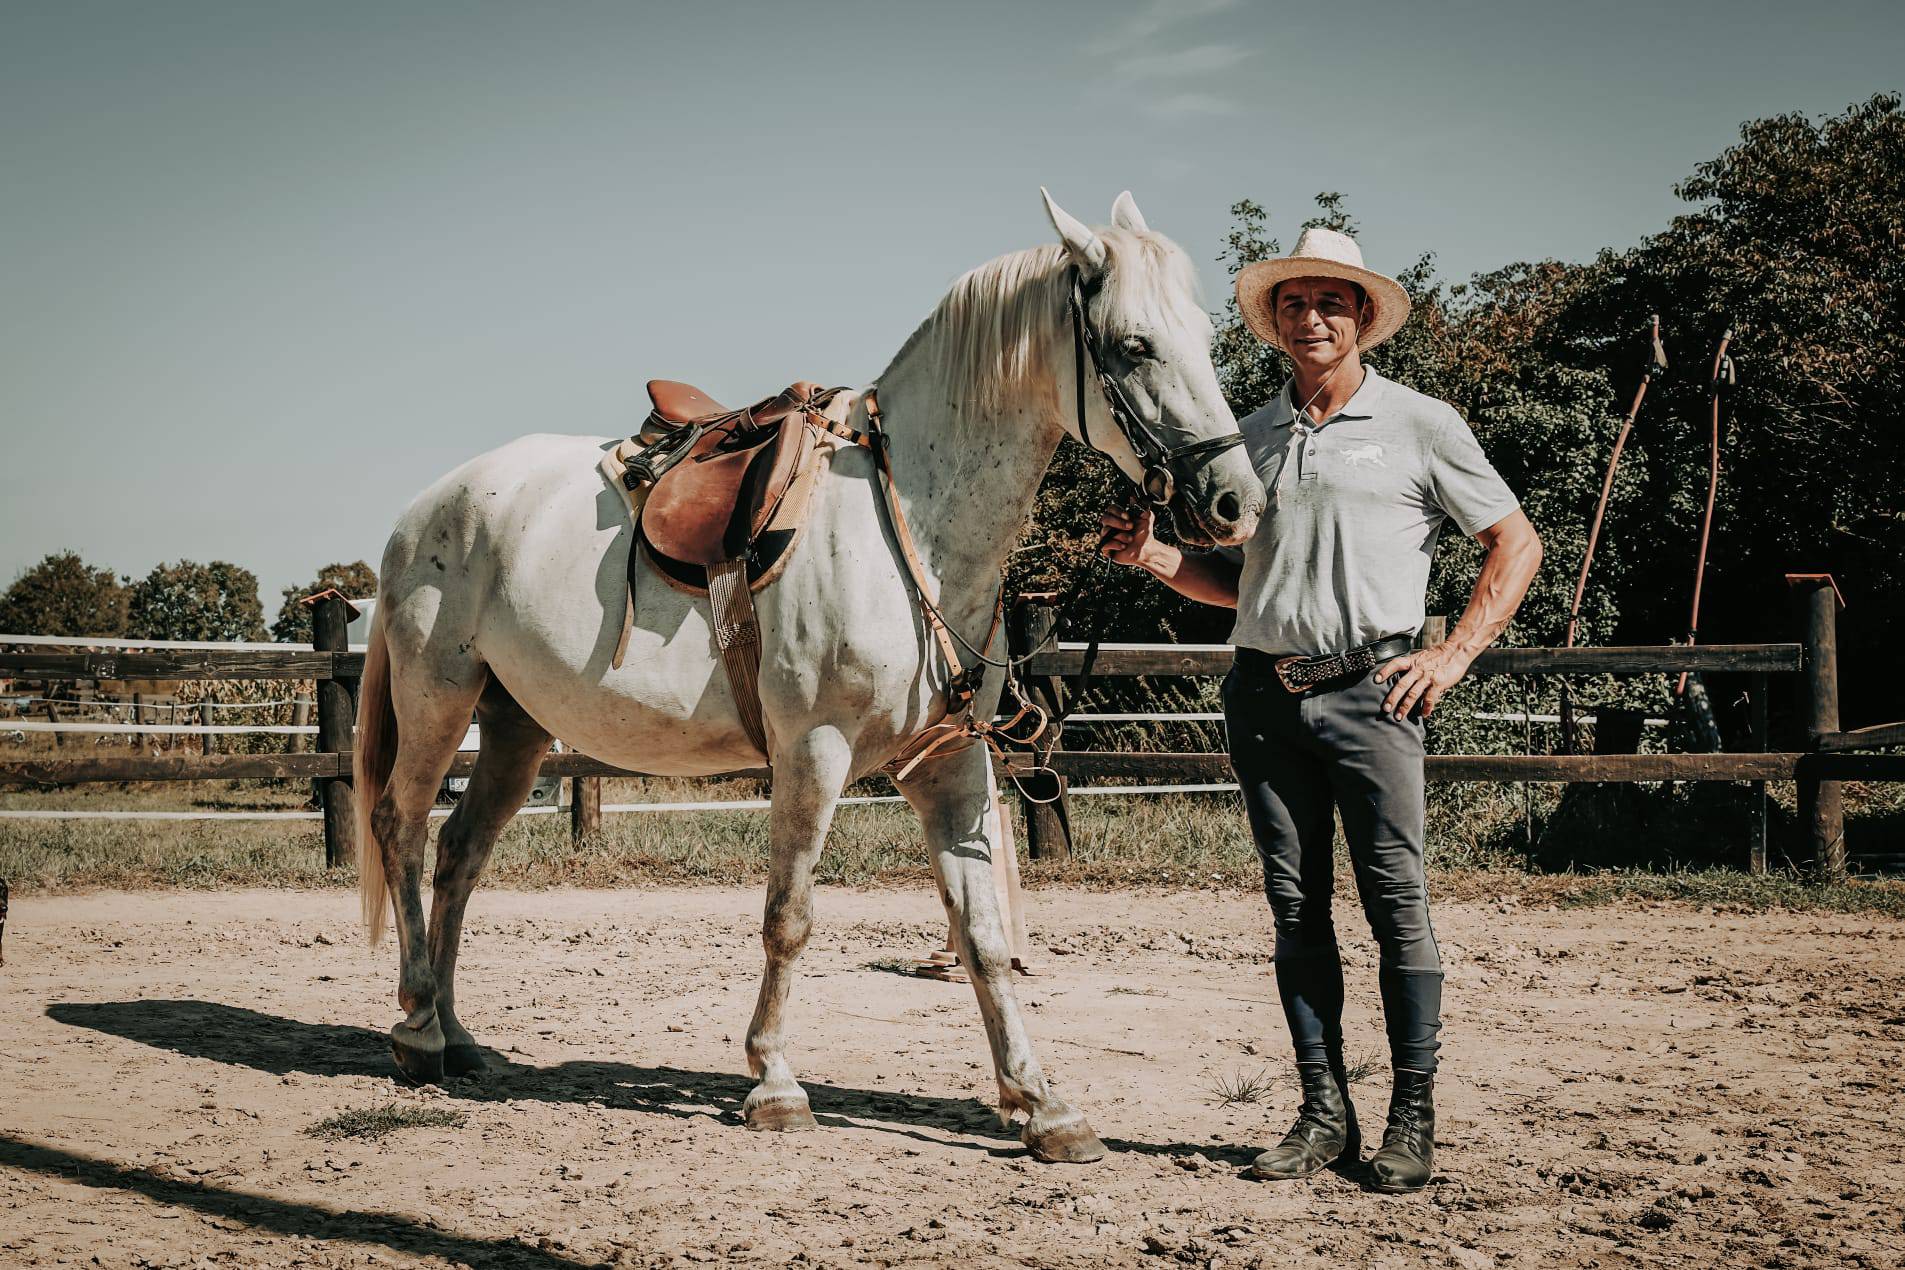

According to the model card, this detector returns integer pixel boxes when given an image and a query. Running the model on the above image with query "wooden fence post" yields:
[570,776,601,842]
[1008,595,1071,861]
[290,695,312,754]
[1791,574,1845,882]
[312,595,357,869]
[199,699,217,756]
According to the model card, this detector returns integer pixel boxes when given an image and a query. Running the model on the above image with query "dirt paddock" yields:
[3,885,1901,1268]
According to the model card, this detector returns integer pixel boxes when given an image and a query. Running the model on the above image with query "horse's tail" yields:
[355,601,396,946]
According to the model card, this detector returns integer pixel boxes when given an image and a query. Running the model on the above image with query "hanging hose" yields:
[1560,315,1668,753]
[1678,329,1733,694]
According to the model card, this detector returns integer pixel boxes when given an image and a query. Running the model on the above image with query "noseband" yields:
[1067,268,1244,506]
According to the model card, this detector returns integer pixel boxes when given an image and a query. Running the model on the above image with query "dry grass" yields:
[1205,1052,1381,1109]
[304,1104,467,1142]
[1207,1066,1278,1108]
[4,774,1904,917]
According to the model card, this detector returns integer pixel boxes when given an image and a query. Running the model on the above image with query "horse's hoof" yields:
[443,1043,488,1079]
[1023,1109,1108,1164]
[389,1030,445,1086]
[744,1097,819,1132]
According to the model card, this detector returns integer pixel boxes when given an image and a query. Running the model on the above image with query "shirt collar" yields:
[1276,366,1387,428]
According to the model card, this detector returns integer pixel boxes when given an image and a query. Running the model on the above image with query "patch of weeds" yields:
[1107,985,1166,997]
[862,956,918,977]
[305,1104,466,1142]
[1341,1053,1381,1084]
[1207,1067,1279,1108]
[1543,869,1905,918]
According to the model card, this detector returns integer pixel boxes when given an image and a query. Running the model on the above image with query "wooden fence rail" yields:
[3,578,1899,881]
[1006,574,1895,882]
[1020,643,1805,679]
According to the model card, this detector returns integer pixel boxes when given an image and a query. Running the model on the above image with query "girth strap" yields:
[707,558,770,755]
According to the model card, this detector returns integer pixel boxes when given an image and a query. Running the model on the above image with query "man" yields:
[1100,227,1541,1192]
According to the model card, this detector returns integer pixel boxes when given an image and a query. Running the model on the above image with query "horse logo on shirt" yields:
[1340,442,1387,469]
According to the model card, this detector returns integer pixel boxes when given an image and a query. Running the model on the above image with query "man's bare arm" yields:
[1377,509,1543,720]
[1445,509,1544,662]
[1098,507,1242,608]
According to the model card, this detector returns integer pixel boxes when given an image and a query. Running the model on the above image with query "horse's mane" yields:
[879,227,1204,418]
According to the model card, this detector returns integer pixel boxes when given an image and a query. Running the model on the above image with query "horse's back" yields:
[376,433,771,773]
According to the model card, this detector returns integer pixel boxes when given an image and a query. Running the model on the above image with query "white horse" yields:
[354,190,1264,1163]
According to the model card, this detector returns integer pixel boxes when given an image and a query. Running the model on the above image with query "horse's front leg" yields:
[898,747,1107,1163]
[741,724,854,1131]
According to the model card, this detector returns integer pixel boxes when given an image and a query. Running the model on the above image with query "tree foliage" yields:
[271,561,378,643]
[0,551,129,637]
[1017,94,1905,729]
[124,560,265,643]
[1449,92,1905,721]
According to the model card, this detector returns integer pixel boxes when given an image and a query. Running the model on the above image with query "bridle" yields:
[1067,267,1244,507]
[869,265,1252,786]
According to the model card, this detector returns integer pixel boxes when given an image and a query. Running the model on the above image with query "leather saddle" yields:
[599,377,856,757]
[637,379,825,578]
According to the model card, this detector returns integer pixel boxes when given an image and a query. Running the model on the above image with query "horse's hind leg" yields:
[373,662,485,1085]
[742,725,854,1131]
[898,746,1106,1163]
[429,677,552,1078]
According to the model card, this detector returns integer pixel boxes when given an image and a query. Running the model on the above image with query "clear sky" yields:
[3,0,1899,609]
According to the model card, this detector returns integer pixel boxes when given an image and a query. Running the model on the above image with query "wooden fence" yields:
[3,578,1901,879]
[1004,574,1901,881]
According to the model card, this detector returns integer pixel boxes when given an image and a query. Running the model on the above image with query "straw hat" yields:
[1235,227,1411,353]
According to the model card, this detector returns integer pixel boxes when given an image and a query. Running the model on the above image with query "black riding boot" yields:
[1330,1053,1362,1163]
[1245,1062,1356,1181]
[1367,1068,1435,1193]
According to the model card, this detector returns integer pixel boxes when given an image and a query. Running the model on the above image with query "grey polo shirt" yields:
[1216,368,1519,657]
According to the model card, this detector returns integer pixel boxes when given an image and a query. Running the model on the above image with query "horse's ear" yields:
[1110,190,1149,234]
[1041,187,1107,274]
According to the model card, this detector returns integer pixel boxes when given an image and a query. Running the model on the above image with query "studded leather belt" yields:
[1235,635,1415,695]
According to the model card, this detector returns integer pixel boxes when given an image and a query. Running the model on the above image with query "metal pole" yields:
[1749,671,1769,875]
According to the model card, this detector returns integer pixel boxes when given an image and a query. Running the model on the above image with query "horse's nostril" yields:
[1215,491,1242,524]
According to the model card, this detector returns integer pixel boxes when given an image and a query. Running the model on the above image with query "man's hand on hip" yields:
[1374,642,1473,721]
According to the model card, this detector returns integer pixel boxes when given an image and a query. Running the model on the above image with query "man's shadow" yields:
[46,999,1256,1165]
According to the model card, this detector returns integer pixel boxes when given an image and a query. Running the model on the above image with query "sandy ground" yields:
[2,885,1902,1269]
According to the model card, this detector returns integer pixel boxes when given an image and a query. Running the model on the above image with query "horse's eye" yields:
[1120,335,1155,361]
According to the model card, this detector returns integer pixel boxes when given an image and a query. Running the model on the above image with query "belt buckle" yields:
[1273,655,1310,694]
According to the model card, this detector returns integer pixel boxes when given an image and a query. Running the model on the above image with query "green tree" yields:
[271,561,378,643]
[0,551,129,637]
[125,560,265,642]
[1452,93,1905,721]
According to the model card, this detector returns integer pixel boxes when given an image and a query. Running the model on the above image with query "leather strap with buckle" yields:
[1263,635,1415,695]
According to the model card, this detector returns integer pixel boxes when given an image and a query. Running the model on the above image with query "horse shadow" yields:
[0,1132,596,1270]
[47,999,1260,1165]
[46,999,1018,1151]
